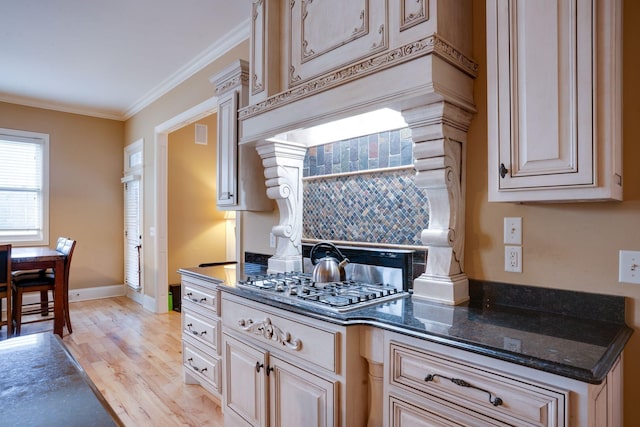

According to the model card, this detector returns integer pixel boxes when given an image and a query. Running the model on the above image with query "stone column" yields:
[255,140,307,273]
[403,102,474,305]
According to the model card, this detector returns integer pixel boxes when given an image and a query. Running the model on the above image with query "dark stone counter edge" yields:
[219,285,633,385]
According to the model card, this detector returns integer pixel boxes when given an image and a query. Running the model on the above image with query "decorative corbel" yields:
[403,101,474,305]
[255,140,307,273]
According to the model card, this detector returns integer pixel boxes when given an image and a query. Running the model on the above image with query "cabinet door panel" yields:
[224,334,267,427]
[270,355,337,427]
[217,91,239,207]
[495,0,593,189]
[287,0,388,86]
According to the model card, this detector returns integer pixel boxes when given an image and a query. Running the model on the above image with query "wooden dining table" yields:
[11,247,66,337]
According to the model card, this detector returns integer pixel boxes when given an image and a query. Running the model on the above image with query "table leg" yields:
[53,258,64,337]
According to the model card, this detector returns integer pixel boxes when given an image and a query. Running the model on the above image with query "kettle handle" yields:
[310,241,346,265]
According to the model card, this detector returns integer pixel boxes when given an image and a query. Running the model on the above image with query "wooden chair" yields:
[11,238,76,336]
[0,244,11,338]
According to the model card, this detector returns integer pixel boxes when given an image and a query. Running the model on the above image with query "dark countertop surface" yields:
[179,266,633,385]
[0,332,123,427]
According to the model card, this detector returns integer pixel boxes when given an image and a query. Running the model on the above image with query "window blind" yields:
[0,130,48,243]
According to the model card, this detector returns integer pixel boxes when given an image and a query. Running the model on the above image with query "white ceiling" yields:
[0,0,252,120]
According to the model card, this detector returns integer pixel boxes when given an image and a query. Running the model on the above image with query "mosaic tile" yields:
[303,169,429,246]
[300,128,429,246]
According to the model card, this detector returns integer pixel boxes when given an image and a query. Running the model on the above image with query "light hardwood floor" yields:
[3,296,225,427]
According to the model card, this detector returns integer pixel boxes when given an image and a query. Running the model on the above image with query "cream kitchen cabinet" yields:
[180,272,223,400]
[383,332,623,426]
[211,60,271,211]
[487,0,622,202]
[223,333,337,427]
[221,292,368,427]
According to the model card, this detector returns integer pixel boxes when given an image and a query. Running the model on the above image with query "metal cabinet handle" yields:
[499,163,509,179]
[187,357,208,374]
[186,323,206,337]
[256,362,264,373]
[266,366,274,376]
[425,374,503,407]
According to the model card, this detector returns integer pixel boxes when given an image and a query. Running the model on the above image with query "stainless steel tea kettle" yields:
[310,241,349,283]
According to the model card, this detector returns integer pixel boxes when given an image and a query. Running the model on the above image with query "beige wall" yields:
[467,0,640,421]
[124,41,250,298]
[0,102,125,290]
[167,113,227,284]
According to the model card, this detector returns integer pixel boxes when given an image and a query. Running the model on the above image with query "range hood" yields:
[231,0,477,305]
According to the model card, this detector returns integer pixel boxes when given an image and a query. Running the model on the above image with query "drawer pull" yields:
[425,374,503,407]
[186,323,207,337]
[256,362,264,373]
[185,292,208,304]
[238,317,302,351]
[187,357,208,374]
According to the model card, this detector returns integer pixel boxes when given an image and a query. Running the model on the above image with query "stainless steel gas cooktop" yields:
[237,271,408,313]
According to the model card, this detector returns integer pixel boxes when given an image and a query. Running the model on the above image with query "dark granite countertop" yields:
[0,332,123,426]
[179,266,633,385]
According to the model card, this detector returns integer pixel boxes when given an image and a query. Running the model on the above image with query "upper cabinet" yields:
[211,60,272,211]
[487,0,622,202]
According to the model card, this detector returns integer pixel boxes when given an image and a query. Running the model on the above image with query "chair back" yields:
[58,238,76,282]
[0,244,10,290]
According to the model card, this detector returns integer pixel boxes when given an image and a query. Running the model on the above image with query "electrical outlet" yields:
[619,250,640,284]
[504,217,522,245]
[269,233,276,248]
[505,245,522,273]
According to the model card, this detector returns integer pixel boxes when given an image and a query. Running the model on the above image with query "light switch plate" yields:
[504,217,522,245]
[619,250,640,284]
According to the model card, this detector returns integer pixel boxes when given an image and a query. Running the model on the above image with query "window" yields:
[0,128,49,245]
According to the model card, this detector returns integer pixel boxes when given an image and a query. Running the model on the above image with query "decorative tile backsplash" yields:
[302,128,429,247]
[304,128,413,177]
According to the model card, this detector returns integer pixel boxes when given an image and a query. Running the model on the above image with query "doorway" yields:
[149,97,239,313]
[122,139,143,304]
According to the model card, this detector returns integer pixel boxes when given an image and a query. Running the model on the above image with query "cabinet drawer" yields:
[183,341,221,393]
[182,280,218,315]
[222,295,339,373]
[389,342,567,426]
[389,395,505,427]
[183,311,220,353]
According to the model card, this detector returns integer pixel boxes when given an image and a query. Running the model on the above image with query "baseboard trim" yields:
[1,284,127,315]
[67,284,126,302]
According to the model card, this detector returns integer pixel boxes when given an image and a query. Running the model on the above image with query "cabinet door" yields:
[223,334,267,427]
[487,0,621,202]
[269,355,337,427]
[500,0,593,185]
[488,0,593,191]
[217,90,239,207]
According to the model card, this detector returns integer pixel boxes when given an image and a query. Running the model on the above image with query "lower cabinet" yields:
[180,272,223,400]
[221,292,368,427]
[382,332,623,427]
[223,333,337,427]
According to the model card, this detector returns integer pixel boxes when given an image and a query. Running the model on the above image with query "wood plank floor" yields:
[2,296,225,427]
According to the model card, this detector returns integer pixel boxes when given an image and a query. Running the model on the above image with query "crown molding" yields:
[123,18,250,120]
[0,94,124,121]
